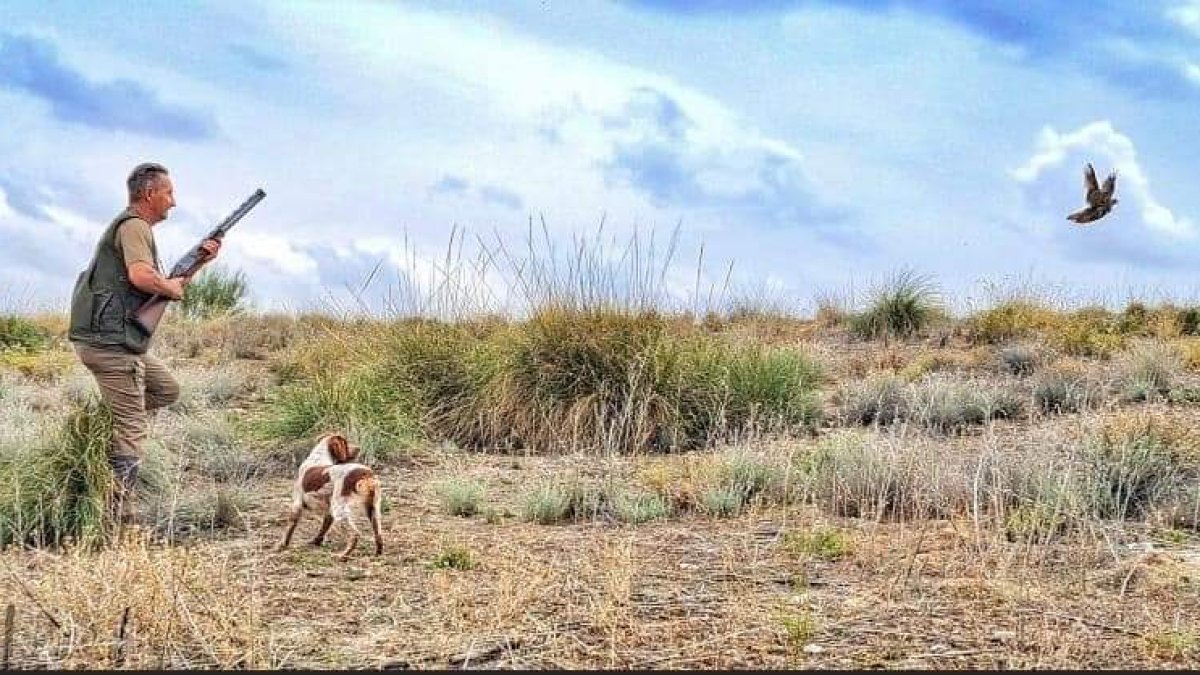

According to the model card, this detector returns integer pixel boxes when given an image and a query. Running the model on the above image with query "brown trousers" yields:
[73,343,180,461]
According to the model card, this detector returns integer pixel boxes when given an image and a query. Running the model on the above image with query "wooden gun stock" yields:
[131,294,171,336]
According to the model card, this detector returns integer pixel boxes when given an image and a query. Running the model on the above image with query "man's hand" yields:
[162,277,187,301]
[198,238,221,263]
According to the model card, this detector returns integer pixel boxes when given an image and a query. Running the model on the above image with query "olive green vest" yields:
[68,210,161,354]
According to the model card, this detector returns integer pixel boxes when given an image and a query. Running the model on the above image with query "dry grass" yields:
[1,449,1196,669]
[1,308,1199,668]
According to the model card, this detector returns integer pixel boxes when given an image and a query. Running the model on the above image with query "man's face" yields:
[146,176,176,223]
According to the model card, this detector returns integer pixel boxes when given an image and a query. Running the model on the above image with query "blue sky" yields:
[2,0,1199,316]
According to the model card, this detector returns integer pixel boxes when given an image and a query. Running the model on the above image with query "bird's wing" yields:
[1067,205,1100,224]
[1101,171,1116,197]
[1083,163,1099,195]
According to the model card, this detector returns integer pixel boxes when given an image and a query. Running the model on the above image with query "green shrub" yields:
[0,396,114,549]
[436,479,486,517]
[783,527,852,559]
[1085,415,1199,520]
[838,374,907,426]
[966,300,1058,344]
[1032,365,1097,414]
[699,486,744,517]
[613,491,672,524]
[0,315,49,351]
[429,546,475,570]
[999,344,1039,376]
[850,270,943,341]
[180,265,248,320]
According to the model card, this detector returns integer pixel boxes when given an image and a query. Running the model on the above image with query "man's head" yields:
[126,162,175,224]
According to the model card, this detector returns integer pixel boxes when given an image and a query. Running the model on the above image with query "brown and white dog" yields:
[276,433,383,561]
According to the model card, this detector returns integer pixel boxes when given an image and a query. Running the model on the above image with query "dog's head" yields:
[325,433,361,464]
[305,433,362,467]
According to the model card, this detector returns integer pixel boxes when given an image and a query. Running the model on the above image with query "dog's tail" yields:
[354,474,379,499]
[356,473,381,521]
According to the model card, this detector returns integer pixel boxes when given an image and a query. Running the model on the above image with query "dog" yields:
[276,433,383,561]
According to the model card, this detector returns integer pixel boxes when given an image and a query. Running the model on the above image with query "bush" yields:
[783,527,852,559]
[1031,363,1098,414]
[1085,413,1200,520]
[850,270,943,341]
[837,374,907,426]
[999,344,1039,376]
[1115,341,1183,402]
[906,376,1025,434]
[435,479,486,517]
[966,300,1059,344]
[0,315,50,351]
[180,265,248,320]
[0,396,115,549]
[1049,307,1125,357]
[613,491,672,523]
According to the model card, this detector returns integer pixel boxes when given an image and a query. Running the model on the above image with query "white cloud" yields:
[262,2,826,219]
[1168,1,1200,35]
[39,204,101,242]
[1185,62,1200,85]
[235,232,318,276]
[1011,120,1194,239]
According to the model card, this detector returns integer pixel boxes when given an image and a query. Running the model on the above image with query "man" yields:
[68,162,221,523]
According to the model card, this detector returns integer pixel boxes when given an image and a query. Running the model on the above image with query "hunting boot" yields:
[108,455,141,526]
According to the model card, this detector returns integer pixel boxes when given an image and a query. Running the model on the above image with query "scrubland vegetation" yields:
[0,236,1197,668]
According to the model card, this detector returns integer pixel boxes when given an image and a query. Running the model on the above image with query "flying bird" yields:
[1066,162,1118,225]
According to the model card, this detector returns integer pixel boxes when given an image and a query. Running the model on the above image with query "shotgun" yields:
[131,188,266,336]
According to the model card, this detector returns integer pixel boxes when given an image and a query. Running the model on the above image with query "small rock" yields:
[803,644,825,654]
[991,630,1017,643]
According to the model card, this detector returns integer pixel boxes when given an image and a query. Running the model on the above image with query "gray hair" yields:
[126,162,169,202]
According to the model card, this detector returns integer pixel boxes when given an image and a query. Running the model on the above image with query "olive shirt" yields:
[116,215,157,271]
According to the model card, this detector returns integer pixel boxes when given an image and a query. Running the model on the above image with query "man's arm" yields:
[128,262,187,300]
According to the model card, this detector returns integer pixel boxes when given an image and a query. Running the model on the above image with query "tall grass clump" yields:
[475,309,824,454]
[965,299,1060,344]
[668,339,823,447]
[850,270,944,341]
[0,396,114,549]
[252,320,424,461]
[1049,307,1126,357]
[253,224,825,455]
[836,374,907,426]
[905,376,1025,434]
[1083,413,1200,521]
[479,308,672,453]
[798,430,966,520]
[0,314,50,351]
[1031,361,1099,415]
[179,265,248,320]
[435,479,486,517]
[1115,341,1184,402]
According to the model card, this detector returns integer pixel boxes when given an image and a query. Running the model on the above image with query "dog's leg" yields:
[367,500,383,556]
[335,517,360,562]
[308,514,333,547]
[275,503,303,552]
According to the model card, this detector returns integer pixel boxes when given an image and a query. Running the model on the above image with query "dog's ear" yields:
[327,434,350,463]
